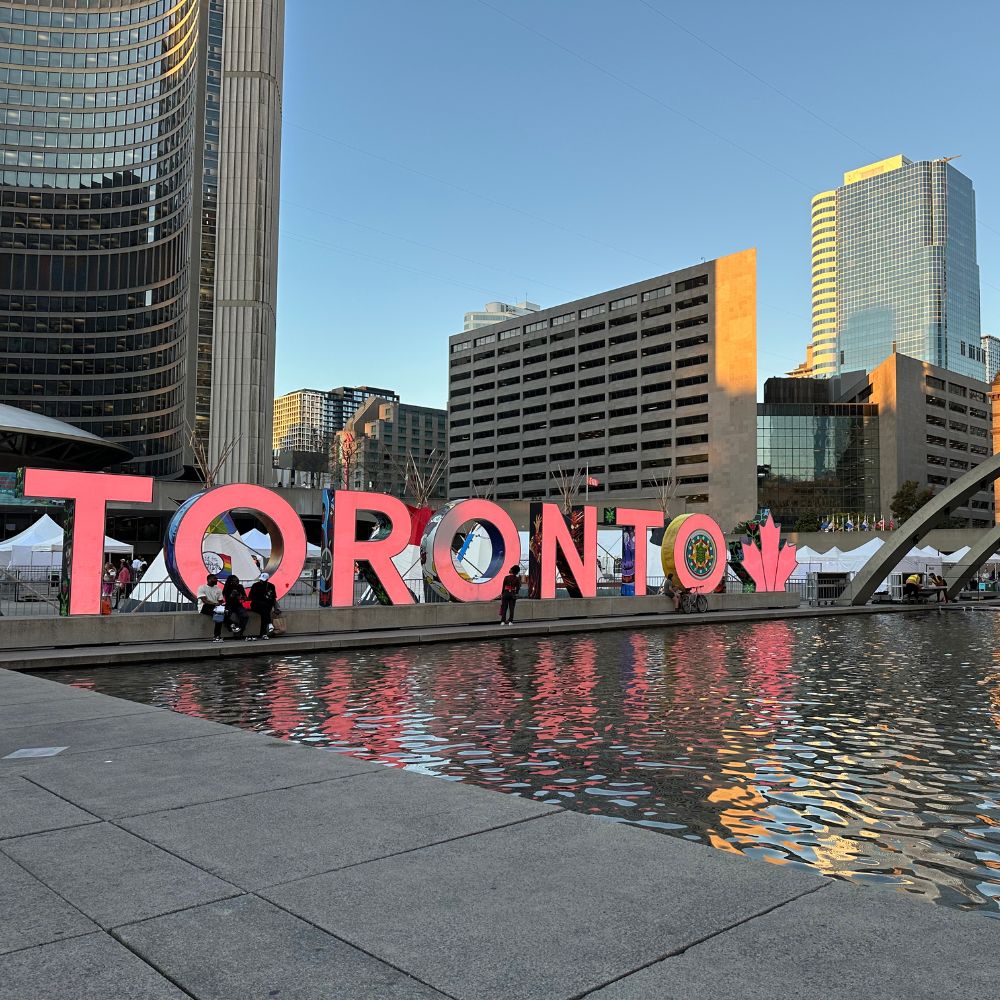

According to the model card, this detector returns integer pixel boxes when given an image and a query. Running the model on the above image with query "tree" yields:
[890,480,938,523]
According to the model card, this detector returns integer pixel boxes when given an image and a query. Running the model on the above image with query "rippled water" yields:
[45,612,1000,914]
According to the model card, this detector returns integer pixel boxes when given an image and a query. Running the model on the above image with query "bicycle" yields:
[678,586,708,614]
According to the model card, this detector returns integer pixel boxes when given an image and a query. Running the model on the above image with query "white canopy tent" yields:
[240,528,321,560]
[0,513,131,570]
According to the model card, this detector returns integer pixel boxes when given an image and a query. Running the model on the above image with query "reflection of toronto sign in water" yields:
[19,468,796,617]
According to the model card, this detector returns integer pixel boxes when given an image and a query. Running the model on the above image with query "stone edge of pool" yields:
[1,666,997,1000]
[2,595,997,673]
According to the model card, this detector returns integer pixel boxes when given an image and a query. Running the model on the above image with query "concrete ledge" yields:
[0,591,798,653]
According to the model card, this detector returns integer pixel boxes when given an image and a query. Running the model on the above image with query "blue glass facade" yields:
[836,159,982,380]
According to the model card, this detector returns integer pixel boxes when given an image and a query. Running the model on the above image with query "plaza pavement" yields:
[1,665,997,999]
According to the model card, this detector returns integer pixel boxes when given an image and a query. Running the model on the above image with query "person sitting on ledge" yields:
[223,574,249,637]
[196,573,225,642]
[663,573,681,611]
[249,572,278,640]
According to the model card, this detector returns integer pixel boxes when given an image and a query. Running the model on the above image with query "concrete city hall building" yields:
[447,249,758,531]
[0,0,284,482]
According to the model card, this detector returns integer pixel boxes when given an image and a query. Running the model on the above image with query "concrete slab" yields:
[0,776,98,840]
[0,932,187,1000]
[3,823,240,929]
[586,882,1000,1000]
[116,894,448,999]
[0,708,235,759]
[121,767,560,890]
[0,694,158,730]
[262,810,827,1000]
[0,853,96,955]
[25,731,384,818]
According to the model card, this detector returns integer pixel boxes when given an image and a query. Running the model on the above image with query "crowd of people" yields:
[196,571,281,642]
[100,556,147,611]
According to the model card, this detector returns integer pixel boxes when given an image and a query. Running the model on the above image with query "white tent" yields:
[241,528,321,559]
[125,529,268,612]
[0,513,131,569]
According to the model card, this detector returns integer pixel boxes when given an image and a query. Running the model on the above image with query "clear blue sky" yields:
[276,0,999,406]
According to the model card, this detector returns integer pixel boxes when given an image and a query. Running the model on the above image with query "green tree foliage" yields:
[890,479,968,527]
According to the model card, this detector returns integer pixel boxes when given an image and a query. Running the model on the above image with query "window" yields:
[949,421,968,433]
[676,433,708,446]
[610,294,637,310]
[579,393,606,406]
[970,407,988,420]
[609,368,637,382]
[676,294,708,310]
[676,453,708,466]
[524,387,547,399]
[642,304,671,320]
[926,395,945,409]
[678,475,709,485]
[525,320,547,333]
[578,447,604,459]
[610,424,637,436]
[675,274,708,292]
[927,454,947,466]
[609,405,637,418]
[642,381,672,395]
[643,322,672,339]
[550,313,574,327]
[609,352,638,365]
[677,393,708,407]
[609,387,638,400]
[676,315,709,330]
[676,353,708,369]
[642,418,672,431]
[926,434,946,448]
[609,313,637,328]
[970,389,986,403]
[451,341,471,354]
[676,373,709,388]
[579,374,605,387]
[926,413,946,428]
[676,412,709,427]
[580,321,606,335]
[499,328,520,341]
[609,331,638,346]
[579,304,606,319]
[676,333,709,349]
[642,437,671,450]
[949,401,967,414]
[641,285,671,302]
[609,461,637,472]
[642,361,671,376]
[550,346,575,360]
[474,333,496,346]
[641,343,671,358]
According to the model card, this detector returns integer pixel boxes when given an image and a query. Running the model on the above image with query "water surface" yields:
[46,612,1000,914]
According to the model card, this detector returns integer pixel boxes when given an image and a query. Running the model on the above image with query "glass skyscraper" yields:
[0,0,283,481]
[807,155,982,381]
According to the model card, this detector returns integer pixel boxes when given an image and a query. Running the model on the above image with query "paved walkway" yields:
[6,598,994,672]
[1,667,996,999]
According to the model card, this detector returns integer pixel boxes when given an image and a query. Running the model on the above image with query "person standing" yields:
[100,560,116,615]
[113,559,131,609]
[499,565,521,625]
[249,572,278,639]
[131,554,142,584]
[196,573,225,641]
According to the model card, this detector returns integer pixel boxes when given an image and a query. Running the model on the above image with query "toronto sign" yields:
[18,468,796,616]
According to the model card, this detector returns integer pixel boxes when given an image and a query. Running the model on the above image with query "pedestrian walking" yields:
[249,572,278,639]
[131,554,142,582]
[499,565,521,625]
[196,573,226,641]
[222,575,249,637]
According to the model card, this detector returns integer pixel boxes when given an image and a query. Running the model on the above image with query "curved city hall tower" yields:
[0,0,283,481]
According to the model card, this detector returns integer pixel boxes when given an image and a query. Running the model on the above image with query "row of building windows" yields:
[0,2,178,29]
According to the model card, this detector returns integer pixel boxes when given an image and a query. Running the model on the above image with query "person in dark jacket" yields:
[222,575,249,637]
[249,572,278,639]
[499,565,521,625]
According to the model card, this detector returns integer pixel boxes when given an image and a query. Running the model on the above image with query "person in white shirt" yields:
[131,556,142,580]
[196,573,225,641]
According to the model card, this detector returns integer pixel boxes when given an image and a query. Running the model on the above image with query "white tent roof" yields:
[0,513,131,566]
[241,527,320,559]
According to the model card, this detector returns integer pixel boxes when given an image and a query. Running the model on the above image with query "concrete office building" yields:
[804,155,982,381]
[760,352,995,528]
[335,396,447,500]
[272,384,399,488]
[463,300,539,333]
[0,0,284,482]
[447,249,758,531]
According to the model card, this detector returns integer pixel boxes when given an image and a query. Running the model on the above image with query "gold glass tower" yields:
[809,190,838,376]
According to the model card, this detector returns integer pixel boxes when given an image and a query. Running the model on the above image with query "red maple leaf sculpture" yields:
[740,514,797,592]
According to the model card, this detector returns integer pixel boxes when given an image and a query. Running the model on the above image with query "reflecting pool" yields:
[44,612,1000,914]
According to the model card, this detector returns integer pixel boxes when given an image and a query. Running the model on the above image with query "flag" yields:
[587,476,600,487]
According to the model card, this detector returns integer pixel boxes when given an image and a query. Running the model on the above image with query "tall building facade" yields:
[0,0,284,481]
[982,334,1000,383]
[805,155,982,381]
[336,396,447,499]
[447,249,758,531]
[463,299,538,333]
